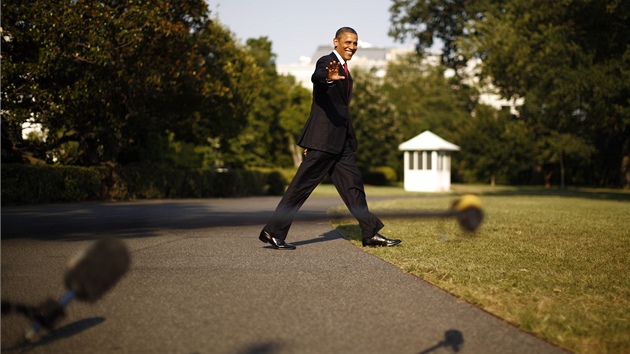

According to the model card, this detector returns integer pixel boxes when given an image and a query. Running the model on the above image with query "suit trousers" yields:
[264,142,384,240]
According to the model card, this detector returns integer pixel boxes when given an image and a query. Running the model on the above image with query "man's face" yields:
[334,32,358,61]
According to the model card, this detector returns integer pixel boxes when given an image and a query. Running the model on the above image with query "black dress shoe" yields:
[362,233,402,247]
[259,230,296,250]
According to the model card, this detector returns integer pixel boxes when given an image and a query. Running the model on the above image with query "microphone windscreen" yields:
[64,236,131,302]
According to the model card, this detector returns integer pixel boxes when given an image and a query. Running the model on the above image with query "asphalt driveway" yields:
[1,196,567,353]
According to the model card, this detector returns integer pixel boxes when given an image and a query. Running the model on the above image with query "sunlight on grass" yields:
[331,186,630,354]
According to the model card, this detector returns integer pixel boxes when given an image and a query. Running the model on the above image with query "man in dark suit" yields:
[258,27,402,250]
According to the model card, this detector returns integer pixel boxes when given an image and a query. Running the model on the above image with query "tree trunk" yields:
[621,155,629,189]
[544,171,553,189]
[560,151,565,190]
[288,135,302,167]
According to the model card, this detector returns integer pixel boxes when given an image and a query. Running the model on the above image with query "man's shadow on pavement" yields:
[289,229,348,247]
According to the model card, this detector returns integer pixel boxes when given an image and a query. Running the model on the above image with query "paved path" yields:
[1,197,568,354]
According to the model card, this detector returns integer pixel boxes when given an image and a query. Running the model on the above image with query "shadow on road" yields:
[1,198,342,241]
[418,329,464,353]
[2,317,105,353]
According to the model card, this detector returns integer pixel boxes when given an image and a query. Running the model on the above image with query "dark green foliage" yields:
[1,164,282,205]
[2,0,261,167]
[389,0,630,188]
[361,172,387,186]
[227,38,311,169]
[1,164,102,204]
[389,0,487,72]
[351,68,404,175]
[371,166,398,184]
[109,167,269,199]
[265,171,287,196]
[362,166,398,186]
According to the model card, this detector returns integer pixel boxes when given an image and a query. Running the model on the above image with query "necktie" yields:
[343,62,350,97]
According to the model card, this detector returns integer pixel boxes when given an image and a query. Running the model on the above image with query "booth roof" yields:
[398,130,460,151]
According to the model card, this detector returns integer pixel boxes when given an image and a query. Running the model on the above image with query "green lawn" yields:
[322,184,630,354]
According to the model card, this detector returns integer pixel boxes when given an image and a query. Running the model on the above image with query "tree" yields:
[389,0,630,187]
[530,129,595,188]
[382,54,471,149]
[389,0,489,72]
[225,37,281,168]
[457,105,535,185]
[225,37,296,168]
[2,0,261,167]
[226,37,312,169]
[278,76,312,167]
[350,68,403,174]
[477,0,629,187]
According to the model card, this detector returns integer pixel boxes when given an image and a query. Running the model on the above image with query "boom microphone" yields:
[14,236,132,340]
[328,194,484,233]
[65,235,131,302]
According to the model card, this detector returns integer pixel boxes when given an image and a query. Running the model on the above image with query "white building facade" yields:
[276,44,522,112]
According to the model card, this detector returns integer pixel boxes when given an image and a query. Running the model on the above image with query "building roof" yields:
[277,45,414,90]
[312,46,391,63]
[398,130,460,151]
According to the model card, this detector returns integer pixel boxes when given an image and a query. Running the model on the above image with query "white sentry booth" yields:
[399,131,460,192]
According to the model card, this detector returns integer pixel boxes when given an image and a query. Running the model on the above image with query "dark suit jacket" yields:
[297,52,358,154]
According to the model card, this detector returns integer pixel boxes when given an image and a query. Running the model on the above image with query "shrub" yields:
[362,166,398,186]
[372,166,398,183]
[1,164,286,205]
[1,164,102,205]
[266,171,287,195]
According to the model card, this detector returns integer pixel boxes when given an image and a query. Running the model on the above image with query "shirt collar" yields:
[332,50,346,65]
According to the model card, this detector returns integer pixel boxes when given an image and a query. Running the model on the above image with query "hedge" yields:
[1,164,287,206]
[362,166,398,186]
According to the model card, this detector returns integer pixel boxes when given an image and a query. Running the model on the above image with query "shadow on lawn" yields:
[452,185,630,202]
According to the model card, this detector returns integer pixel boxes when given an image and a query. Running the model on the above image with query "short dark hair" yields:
[336,27,357,39]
